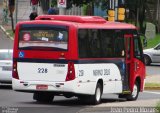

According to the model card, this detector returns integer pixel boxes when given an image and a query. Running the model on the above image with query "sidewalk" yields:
[145,75,160,90]
[146,75,160,83]
[0,0,44,34]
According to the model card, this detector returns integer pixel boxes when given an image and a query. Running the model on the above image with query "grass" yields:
[144,34,160,49]
[6,29,14,38]
[156,102,160,113]
[145,83,160,87]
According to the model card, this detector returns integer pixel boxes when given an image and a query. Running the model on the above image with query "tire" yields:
[119,81,139,101]
[33,92,54,103]
[89,83,102,105]
[144,55,151,65]
[126,81,139,101]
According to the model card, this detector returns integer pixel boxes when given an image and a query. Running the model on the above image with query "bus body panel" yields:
[12,61,123,95]
[17,62,68,81]
[78,63,122,94]
[133,59,146,91]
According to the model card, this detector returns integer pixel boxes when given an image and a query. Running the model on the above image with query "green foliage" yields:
[82,4,87,15]
[67,0,109,9]
[156,102,160,113]
[67,0,92,8]
[145,34,160,49]
[50,0,57,7]
[6,29,14,38]
[145,83,160,87]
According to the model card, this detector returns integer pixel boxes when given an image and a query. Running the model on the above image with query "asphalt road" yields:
[146,63,160,76]
[0,86,160,113]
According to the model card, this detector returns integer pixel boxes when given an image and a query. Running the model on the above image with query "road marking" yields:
[144,91,160,95]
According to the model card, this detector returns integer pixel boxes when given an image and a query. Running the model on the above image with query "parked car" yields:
[143,43,160,65]
[0,49,13,84]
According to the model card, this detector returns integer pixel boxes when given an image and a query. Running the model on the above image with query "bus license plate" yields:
[36,85,48,90]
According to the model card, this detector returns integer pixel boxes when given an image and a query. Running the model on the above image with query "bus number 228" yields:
[38,68,48,73]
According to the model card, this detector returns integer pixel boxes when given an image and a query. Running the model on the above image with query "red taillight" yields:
[12,61,19,79]
[65,62,75,81]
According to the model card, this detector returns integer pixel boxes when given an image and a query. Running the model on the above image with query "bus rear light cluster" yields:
[12,61,19,79]
[65,62,75,81]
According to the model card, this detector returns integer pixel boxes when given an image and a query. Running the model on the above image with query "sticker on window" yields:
[57,32,64,41]
[23,33,31,41]
[19,51,25,58]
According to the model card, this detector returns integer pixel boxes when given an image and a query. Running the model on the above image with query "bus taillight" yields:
[12,61,19,79]
[65,62,75,81]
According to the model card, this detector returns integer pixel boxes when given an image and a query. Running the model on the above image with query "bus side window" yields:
[114,37,125,57]
[101,30,113,57]
[89,30,101,58]
[78,29,89,58]
[134,38,143,60]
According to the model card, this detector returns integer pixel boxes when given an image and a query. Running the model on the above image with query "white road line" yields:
[144,91,160,95]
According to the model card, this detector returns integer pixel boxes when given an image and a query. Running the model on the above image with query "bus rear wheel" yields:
[33,92,54,103]
[89,83,102,105]
[126,81,139,101]
[78,83,102,105]
[119,81,139,101]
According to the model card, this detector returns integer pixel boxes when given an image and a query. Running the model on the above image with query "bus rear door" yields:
[124,34,134,92]
[124,34,145,92]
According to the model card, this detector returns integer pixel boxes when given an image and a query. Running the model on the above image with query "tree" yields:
[9,0,15,32]
[67,0,109,9]
[126,0,160,33]
[66,0,159,33]
[67,0,91,8]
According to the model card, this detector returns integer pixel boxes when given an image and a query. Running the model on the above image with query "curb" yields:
[144,87,160,90]
[0,25,14,40]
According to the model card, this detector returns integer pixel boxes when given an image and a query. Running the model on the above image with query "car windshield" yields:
[0,51,13,60]
[155,44,160,50]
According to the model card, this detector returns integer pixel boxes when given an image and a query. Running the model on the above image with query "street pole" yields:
[112,0,114,9]
[157,0,159,21]
[109,0,112,9]
[59,8,66,15]
[11,13,14,32]
[58,0,66,15]
[15,0,18,24]
[157,0,160,33]
[115,0,118,21]
[136,8,139,26]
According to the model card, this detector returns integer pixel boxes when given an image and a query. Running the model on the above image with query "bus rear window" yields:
[19,25,68,51]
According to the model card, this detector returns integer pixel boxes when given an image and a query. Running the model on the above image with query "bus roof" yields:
[18,15,136,29]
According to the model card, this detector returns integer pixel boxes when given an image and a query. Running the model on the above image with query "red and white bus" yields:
[12,15,145,104]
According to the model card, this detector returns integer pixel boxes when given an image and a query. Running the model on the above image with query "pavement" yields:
[145,75,160,90]
[0,0,160,90]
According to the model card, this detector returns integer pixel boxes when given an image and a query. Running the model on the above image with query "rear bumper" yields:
[12,78,95,95]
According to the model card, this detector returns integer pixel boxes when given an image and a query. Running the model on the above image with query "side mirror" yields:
[154,45,160,50]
